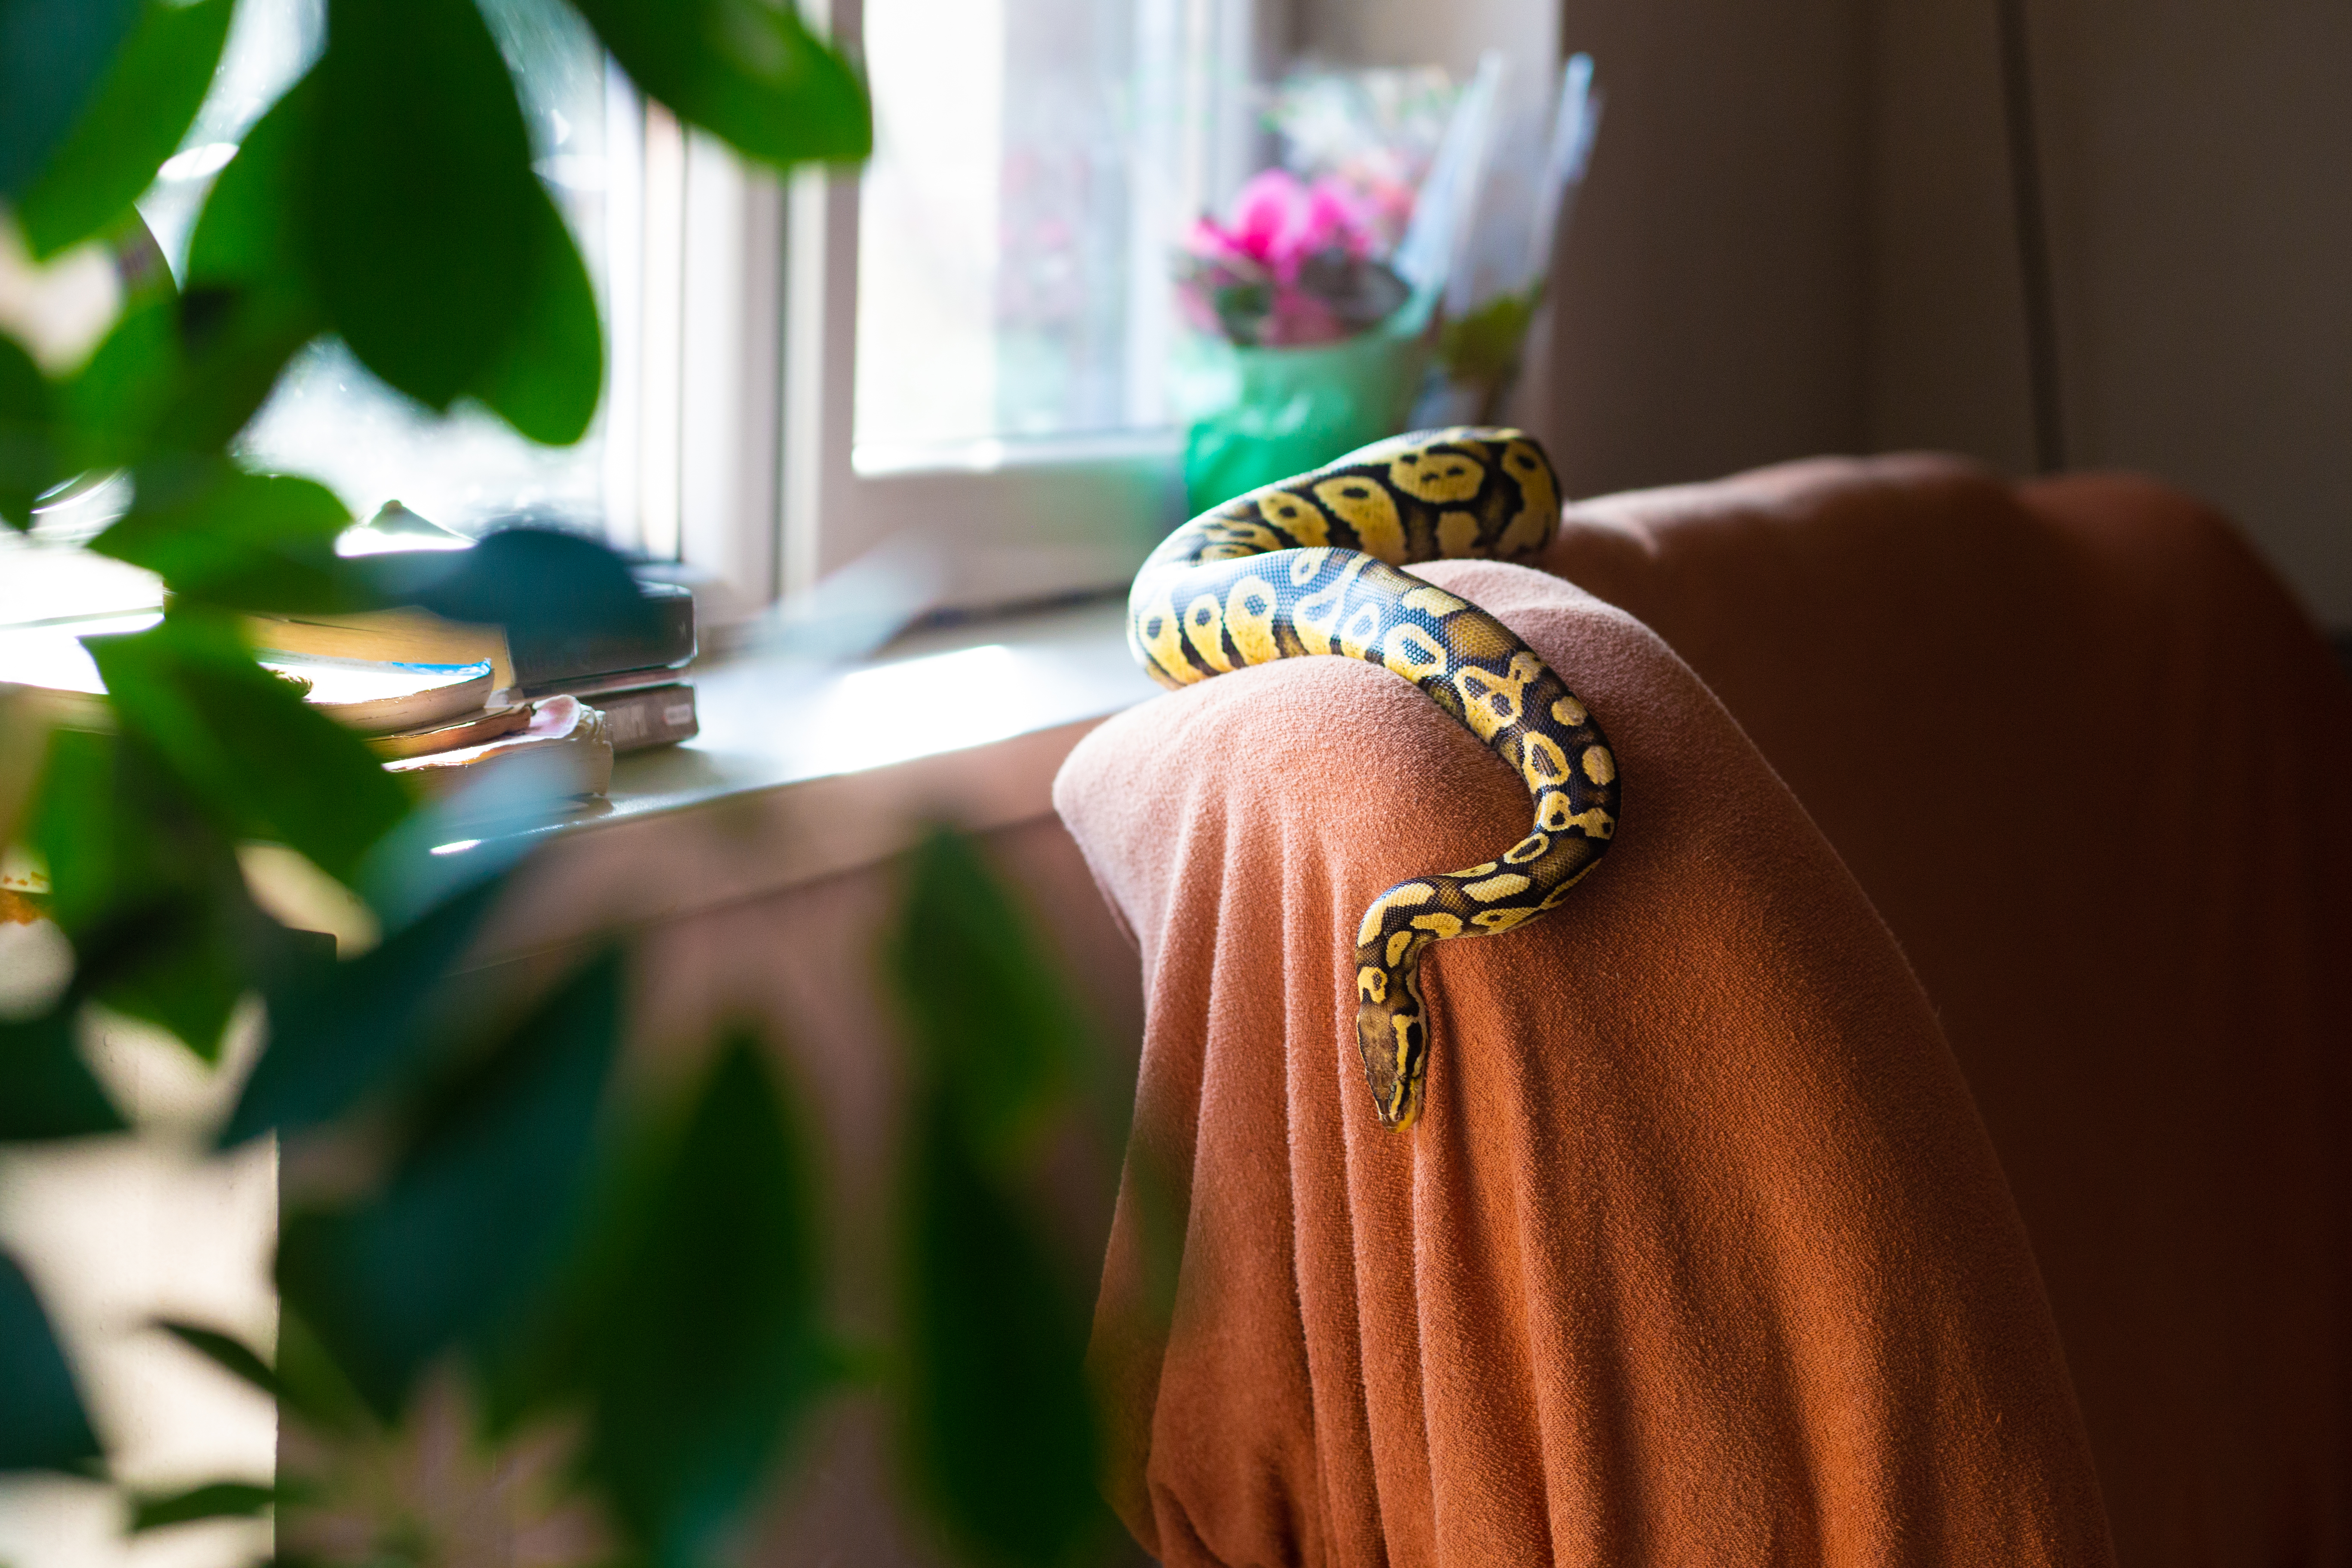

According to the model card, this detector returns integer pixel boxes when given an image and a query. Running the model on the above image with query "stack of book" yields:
[299,500,701,757]
[0,612,621,801]
[1,502,700,806]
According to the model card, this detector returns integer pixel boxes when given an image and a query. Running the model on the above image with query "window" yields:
[144,0,618,541]
[780,0,1268,613]
[147,0,1261,622]
[16,0,1562,631]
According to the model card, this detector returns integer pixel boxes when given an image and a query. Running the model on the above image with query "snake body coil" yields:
[1128,427,1619,1130]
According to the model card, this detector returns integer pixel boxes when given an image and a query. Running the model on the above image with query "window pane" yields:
[854,0,1168,459]
[138,0,613,533]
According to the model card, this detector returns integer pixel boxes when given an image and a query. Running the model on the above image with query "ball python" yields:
[1128,427,1619,1131]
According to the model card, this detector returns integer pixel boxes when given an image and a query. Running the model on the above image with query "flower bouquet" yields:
[1168,67,1467,511]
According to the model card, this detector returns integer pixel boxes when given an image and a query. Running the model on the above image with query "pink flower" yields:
[1187,169,1381,286]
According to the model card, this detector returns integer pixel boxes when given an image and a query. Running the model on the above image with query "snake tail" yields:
[1126,426,1620,1130]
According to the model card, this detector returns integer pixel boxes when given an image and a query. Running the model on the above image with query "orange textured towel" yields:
[1057,515,2116,1561]
[1537,457,2352,1565]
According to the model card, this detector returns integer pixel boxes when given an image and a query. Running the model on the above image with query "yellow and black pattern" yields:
[1129,427,1619,1131]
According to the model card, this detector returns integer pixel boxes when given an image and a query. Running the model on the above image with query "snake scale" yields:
[1128,427,1619,1131]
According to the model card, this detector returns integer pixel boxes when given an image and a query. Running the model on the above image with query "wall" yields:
[1294,0,1877,503]
[1519,0,2350,628]
[2028,0,2352,627]
[1533,0,1874,498]
[1868,0,2352,628]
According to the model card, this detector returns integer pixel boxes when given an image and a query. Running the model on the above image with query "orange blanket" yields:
[1058,512,2115,1559]
[1538,458,2352,1565]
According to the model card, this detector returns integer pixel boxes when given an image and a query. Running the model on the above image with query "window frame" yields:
[771,0,1272,615]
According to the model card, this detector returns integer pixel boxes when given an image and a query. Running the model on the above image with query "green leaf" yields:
[885,829,1113,1567]
[155,1320,282,1403]
[128,1480,272,1533]
[0,332,55,528]
[57,73,334,469]
[307,0,539,410]
[572,0,871,169]
[24,726,178,938]
[574,1032,834,1568]
[23,726,275,1059]
[85,612,412,884]
[0,1006,127,1141]
[276,950,623,1423]
[12,0,236,259]
[221,873,509,1149]
[55,285,178,473]
[467,179,602,446]
[898,1094,1107,1568]
[889,828,1088,1164]
[157,1314,371,1439]
[60,72,330,475]
[0,0,141,199]
[184,76,319,292]
[0,1249,101,1473]
[91,459,355,613]
[377,525,659,646]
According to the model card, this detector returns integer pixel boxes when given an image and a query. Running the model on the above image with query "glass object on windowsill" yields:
[853,0,1175,464]
[1169,297,1436,515]
[1417,53,1602,426]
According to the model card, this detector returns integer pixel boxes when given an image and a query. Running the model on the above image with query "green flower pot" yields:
[1170,296,1436,515]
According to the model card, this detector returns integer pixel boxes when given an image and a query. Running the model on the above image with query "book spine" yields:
[508,586,696,687]
[584,683,698,753]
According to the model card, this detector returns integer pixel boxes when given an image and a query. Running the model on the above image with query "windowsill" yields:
[1,533,1156,961]
[471,594,1156,963]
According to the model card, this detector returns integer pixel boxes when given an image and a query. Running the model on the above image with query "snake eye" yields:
[1144,616,1163,638]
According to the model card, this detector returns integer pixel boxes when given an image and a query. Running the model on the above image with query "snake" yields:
[1128,427,1619,1131]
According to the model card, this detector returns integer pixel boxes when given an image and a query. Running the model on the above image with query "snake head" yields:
[1354,995,1427,1131]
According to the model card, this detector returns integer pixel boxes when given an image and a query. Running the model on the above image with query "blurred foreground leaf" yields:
[158,1314,371,1439]
[0,332,55,527]
[0,686,50,836]
[92,459,353,612]
[86,612,411,884]
[128,1480,273,1533]
[222,872,510,1149]
[371,525,660,645]
[466,180,603,446]
[573,0,871,169]
[891,829,1090,1161]
[12,0,236,259]
[277,950,624,1422]
[156,1320,282,1403]
[309,0,539,411]
[0,1006,126,1141]
[24,726,306,1059]
[0,1250,101,1473]
[60,72,328,475]
[570,1032,835,1568]
[0,0,140,200]
[888,830,1110,1568]
[899,1095,1105,1568]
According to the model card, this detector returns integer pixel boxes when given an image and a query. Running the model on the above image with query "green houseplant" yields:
[1,2,1124,1562]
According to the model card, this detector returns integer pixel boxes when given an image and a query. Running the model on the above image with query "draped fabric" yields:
[1057,455,2350,1565]
[1057,468,2133,1564]
[1537,458,2352,1565]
